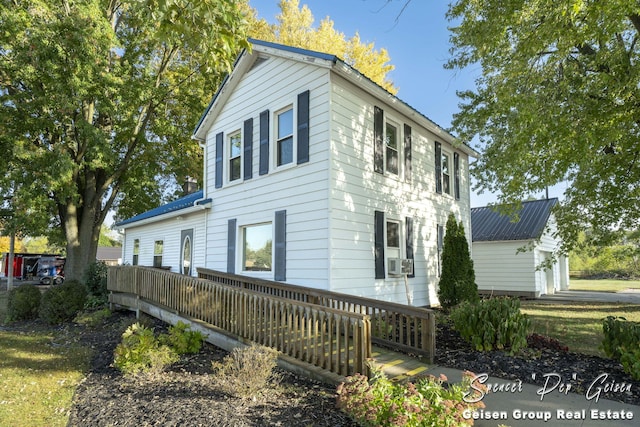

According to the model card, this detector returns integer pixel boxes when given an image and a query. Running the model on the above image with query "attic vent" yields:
[249,56,268,72]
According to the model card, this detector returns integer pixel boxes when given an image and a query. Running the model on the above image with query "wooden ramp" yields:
[108,266,437,384]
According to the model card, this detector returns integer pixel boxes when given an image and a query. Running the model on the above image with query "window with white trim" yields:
[386,220,401,259]
[242,223,272,272]
[385,122,399,175]
[153,240,163,268]
[228,131,242,182]
[276,107,294,167]
[442,152,451,195]
[132,239,140,266]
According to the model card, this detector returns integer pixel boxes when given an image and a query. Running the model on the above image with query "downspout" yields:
[193,139,208,274]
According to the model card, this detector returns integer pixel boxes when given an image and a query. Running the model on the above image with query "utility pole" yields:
[8,231,14,291]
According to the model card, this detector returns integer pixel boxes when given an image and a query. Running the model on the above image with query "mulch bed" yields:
[49,310,640,425]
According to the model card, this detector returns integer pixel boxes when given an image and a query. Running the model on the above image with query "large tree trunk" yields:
[61,199,101,282]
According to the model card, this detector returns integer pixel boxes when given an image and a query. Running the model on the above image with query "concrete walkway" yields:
[539,289,640,304]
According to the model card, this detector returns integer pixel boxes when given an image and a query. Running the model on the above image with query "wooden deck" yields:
[108,266,437,384]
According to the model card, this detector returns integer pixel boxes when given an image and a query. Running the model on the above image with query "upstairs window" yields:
[442,152,451,195]
[276,107,294,167]
[229,131,242,182]
[385,122,399,175]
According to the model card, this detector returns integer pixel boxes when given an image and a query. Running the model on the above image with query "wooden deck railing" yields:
[197,268,435,362]
[108,266,371,377]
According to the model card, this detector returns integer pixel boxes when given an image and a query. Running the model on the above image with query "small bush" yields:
[336,364,485,427]
[39,280,88,325]
[84,261,108,298]
[211,344,279,398]
[6,285,42,322]
[159,321,206,355]
[114,323,178,376]
[451,297,531,354]
[74,308,112,328]
[601,316,640,380]
[527,333,569,352]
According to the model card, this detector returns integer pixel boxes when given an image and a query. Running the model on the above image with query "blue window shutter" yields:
[259,110,269,175]
[435,141,442,194]
[374,210,385,279]
[404,124,412,182]
[297,90,310,164]
[227,219,236,274]
[454,152,460,200]
[274,210,286,281]
[215,132,224,189]
[244,118,253,180]
[374,107,384,174]
[406,217,415,278]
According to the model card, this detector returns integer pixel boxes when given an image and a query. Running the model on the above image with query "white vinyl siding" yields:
[327,74,471,306]
[203,56,331,288]
[122,212,205,276]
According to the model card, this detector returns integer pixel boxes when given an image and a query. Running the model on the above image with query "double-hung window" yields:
[386,220,401,259]
[442,152,451,195]
[385,122,399,175]
[153,240,163,268]
[132,239,139,266]
[276,107,294,167]
[229,131,242,182]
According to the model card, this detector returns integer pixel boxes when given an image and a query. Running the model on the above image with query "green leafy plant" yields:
[451,297,531,354]
[601,316,640,380]
[211,344,279,398]
[113,323,178,376]
[83,261,108,298]
[438,213,479,309]
[74,308,112,328]
[39,280,87,325]
[336,364,485,427]
[6,284,42,322]
[159,321,206,355]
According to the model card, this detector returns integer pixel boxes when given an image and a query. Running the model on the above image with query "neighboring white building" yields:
[117,39,477,307]
[471,198,570,297]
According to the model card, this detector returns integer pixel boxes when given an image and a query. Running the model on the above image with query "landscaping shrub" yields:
[527,333,569,352]
[437,213,479,309]
[336,364,486,427]
[114,322,178,376]
[159,321,206,355]
[211,344,279,398]
[450,297,530,354]
[601,316,640,380]
[6,284,41,321]
[39,280,88,325]
[84,261,108,298]
[74,308,112,328]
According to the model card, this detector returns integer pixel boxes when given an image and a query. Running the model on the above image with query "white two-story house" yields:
[116,39,477,307]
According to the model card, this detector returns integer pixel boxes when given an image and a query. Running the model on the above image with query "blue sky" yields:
[249,0,566,207]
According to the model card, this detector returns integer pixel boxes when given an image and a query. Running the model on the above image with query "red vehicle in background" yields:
[1,253,65,285]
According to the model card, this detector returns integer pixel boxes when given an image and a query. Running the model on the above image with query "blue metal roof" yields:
[116,190,209,227]
[471,198,558,242]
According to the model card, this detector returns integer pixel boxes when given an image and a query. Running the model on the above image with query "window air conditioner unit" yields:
[388,258,414,275]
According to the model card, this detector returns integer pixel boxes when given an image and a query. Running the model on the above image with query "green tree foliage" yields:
[248,0,397,94]
[0,0,249,280]
[446,1,640,252]
[571,230,640,278]
[437,213,478,309]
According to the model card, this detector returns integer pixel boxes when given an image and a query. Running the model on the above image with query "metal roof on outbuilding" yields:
[471,198,558,242]
[115,190,209,227]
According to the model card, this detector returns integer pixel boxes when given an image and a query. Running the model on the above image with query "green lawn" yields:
[520,300,640,357]
[0,289,92,427]
[569,278,640,292]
